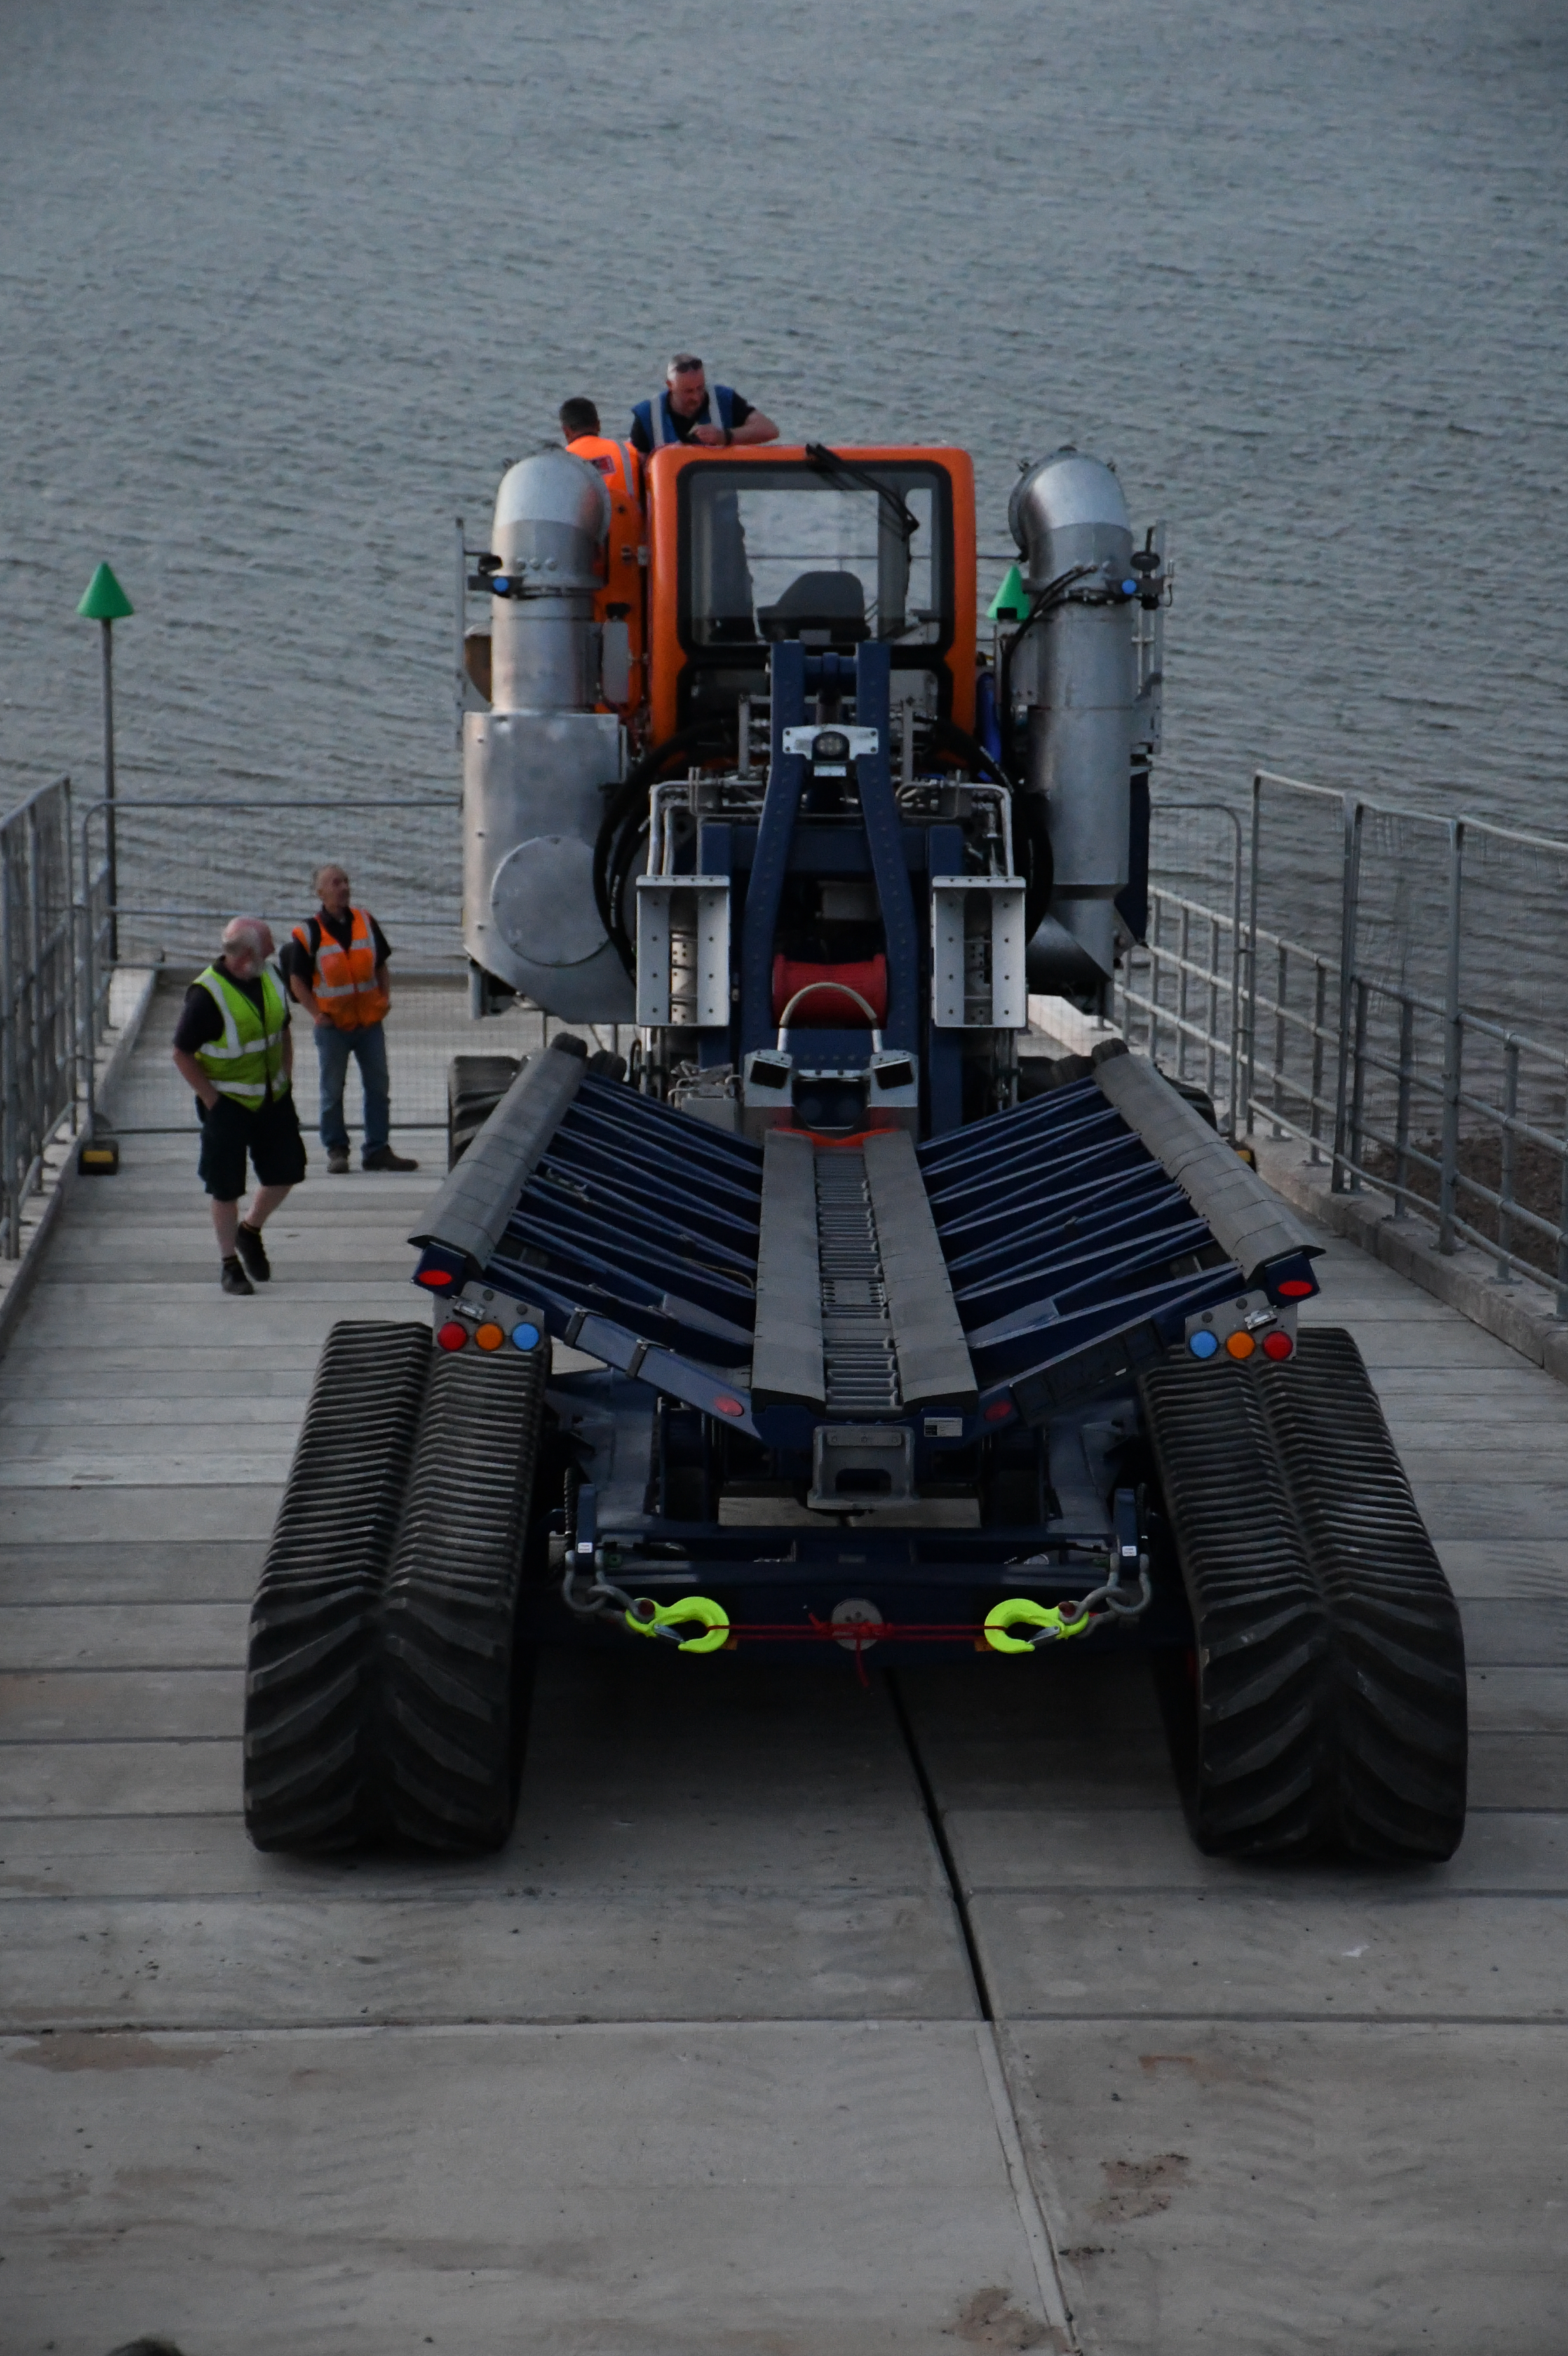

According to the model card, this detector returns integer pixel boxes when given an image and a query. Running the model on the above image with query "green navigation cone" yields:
[987,562,1029,623]
[76,562,135,622]
[76,562,135,961]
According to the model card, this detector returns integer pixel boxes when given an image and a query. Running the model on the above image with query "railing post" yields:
[1227,810,1243,1138]
[1273,941,1287,1137]
[1310,959,1327,1166]
[81,808,98,1139]
[1244,774,1261,1135]
[1348,976,1369,1191]
[1330,795,1363,1194]
[453,517,468,751]
[1438,819,1464,1254]
[1392,993,1414,1217]
[1497,1036,1518,1281]
[0,816,14,1259]
[1558,1097,1568,1321]
[1207,911,1220,1109]
[1177,899,1192,1082]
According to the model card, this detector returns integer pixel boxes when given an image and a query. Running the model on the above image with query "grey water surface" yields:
[2,0,1566,837]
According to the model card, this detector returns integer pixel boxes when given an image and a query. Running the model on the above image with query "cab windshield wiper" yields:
[803,443,919,545]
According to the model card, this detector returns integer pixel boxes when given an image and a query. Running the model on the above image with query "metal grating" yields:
[815,1150,900,1413]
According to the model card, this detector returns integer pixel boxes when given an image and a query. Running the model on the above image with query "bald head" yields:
[222,917,273,979]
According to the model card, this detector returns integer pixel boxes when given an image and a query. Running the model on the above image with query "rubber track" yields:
[377,1343,547,1850]
[1141,1326,1467,1862]
[244,1322,433,1851]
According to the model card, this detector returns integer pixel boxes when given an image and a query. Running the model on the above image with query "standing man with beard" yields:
[629,355,778,455]
[171,916,305,1296]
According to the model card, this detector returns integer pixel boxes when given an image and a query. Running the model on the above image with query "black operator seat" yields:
[757,570,869,645]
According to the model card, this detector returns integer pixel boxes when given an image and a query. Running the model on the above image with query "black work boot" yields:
[362,1145,419,1171]
[235,1221,271,1283]
[220,1256,254,1296]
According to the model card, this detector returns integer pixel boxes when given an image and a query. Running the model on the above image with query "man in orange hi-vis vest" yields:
[281,864,419,1175]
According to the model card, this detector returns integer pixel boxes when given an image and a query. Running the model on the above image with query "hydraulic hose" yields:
[933,718,1054,940]
[592,718,737,978]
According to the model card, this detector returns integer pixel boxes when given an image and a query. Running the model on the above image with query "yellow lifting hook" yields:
[983,1597,1092,1653]
[625,1595,731,1654]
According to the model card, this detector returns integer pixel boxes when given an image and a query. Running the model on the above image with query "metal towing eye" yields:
[984,1488,1152,1652]
[561,1542,731,1655]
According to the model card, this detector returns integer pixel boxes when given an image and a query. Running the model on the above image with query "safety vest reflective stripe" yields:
[292,908,389,1031]
[567,435,642,501]
[192,966,289,1104]
[636,386,737,448]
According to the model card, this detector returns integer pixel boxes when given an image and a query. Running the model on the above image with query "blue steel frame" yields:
[409,635,1321,1659]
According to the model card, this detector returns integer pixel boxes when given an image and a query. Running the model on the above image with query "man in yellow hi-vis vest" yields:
[172,916,306,1295]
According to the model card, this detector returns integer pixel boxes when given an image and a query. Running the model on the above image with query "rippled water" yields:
[3,0,1566,840]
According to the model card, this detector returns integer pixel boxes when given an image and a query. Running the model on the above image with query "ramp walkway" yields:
[1,982,1564,2355]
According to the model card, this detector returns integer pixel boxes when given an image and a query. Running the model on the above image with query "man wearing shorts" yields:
[171,915,307,1296]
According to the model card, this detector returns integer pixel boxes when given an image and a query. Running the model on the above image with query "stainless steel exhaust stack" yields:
[490,449,610,712]
[463,448,634,1021]
[1008,450,1135,995]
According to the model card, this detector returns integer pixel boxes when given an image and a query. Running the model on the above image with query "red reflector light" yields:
[417,1269,453,1287]
[1262,1330,1294,1360]
[984,1400,1013,1423]
[436,1321,468,1351]
[713,1396,745,1418]
[1276,1279,1313,1298]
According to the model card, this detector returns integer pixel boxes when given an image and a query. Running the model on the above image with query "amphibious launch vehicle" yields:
[244,437,1467,1865]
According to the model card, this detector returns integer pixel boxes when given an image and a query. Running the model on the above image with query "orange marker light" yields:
[474,1322,505,1351]
[1225,1330,1256,1360]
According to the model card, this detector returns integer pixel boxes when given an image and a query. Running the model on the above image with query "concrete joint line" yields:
[975,2020,1078,2349]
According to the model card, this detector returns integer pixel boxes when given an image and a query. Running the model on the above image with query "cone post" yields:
[76,565,134,962]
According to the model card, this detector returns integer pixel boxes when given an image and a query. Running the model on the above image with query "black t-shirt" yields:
[278,908,392,994]
[629,389,754,456]
[172,961,289,1053]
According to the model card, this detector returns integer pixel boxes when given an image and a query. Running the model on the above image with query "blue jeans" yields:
[314,1021,390,1156]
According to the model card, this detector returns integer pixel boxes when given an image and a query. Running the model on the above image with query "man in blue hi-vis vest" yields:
[630,354,779,455]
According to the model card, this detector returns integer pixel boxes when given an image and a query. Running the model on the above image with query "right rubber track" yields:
[377,1343,547,1850]
[1141,1326,1467,1862]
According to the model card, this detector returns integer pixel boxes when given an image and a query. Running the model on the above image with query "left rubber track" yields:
[243,1321,433,1852]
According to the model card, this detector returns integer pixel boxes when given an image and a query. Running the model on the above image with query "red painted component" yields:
[983,1399,1013,1424]
[417,1268,453,1287]
[1262,1330,1294,1360]
[436,1321,468,1352]
[1276,1279,1314,1298]
[771,954,888,1027]
[713,1396,745,1418]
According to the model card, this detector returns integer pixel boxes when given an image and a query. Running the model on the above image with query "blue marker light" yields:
[492,576,511,594]
[1121,579,1138,595]
[511,1322,540,1351]
[1188,1329,1220,1359]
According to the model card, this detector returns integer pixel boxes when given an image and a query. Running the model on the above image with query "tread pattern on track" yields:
[377,1344,548,1850]
[243,1322,432,1851]
[1141,1326,1467,1862]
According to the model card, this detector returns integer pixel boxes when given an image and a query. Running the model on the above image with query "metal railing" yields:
[1,778,80,1257]
[1114,802,1245,1134]
[1122,772,1568,1318]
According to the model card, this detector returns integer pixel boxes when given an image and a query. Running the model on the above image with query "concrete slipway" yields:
[1,987,1565,2356]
